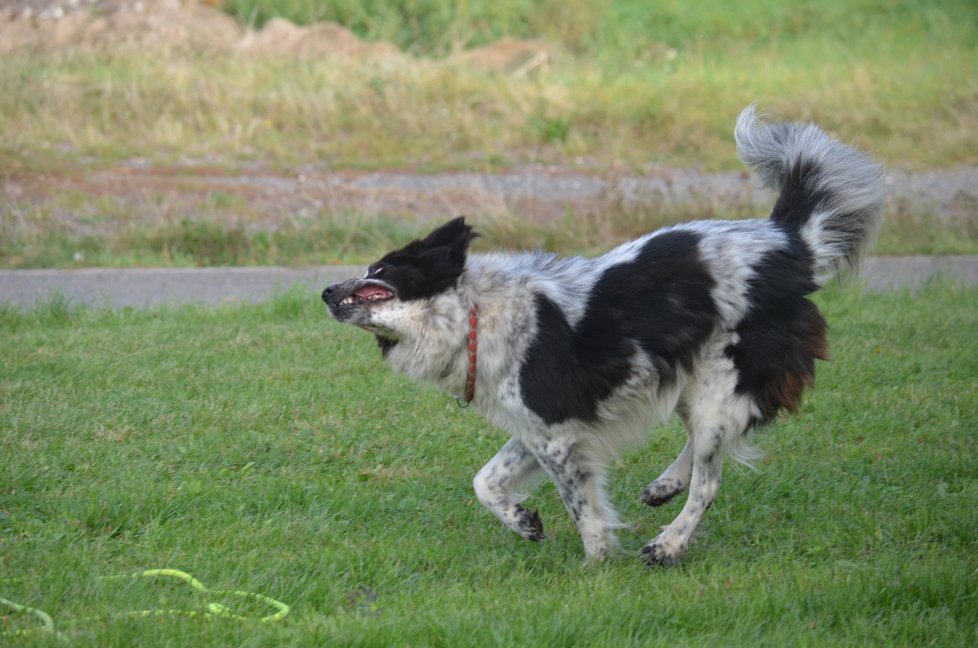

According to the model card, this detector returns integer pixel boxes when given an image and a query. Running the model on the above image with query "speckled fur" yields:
[324,107,883,565]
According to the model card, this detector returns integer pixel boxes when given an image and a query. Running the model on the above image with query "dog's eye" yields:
[368,265,385,278]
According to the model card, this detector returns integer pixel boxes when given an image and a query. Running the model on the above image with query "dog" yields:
[323,106,883,564]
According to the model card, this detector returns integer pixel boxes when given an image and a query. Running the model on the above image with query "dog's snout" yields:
[322,284,337,303]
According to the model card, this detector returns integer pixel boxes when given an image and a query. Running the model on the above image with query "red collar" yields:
[459,304,478,406]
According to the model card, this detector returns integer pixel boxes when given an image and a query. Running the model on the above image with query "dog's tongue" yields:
[354,285,393,300]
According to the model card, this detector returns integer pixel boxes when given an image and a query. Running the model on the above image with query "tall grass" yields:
[227,0,570,53]
[225,0,976,60]
[1,0,976,172]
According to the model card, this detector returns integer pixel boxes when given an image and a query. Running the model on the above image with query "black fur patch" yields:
[516,507,545,541]
[726,233,828,425]
[375,335,397,357]
[769,158,826,233]
[520,230,717,425]
[773,157,877,273]
[372,217,476,301]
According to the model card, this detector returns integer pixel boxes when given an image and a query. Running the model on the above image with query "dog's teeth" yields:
[341,296,353,305]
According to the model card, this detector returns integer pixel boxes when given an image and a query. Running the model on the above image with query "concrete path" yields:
[1,257,976,309]
[0,266,362,309]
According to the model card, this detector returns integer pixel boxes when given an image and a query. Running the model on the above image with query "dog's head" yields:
[323,217,476,353]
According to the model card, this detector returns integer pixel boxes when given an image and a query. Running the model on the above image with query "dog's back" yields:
[485,106,884,431]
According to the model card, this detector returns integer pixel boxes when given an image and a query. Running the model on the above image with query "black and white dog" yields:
[324,106,883,565]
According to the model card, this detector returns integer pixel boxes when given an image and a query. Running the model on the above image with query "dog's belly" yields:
[482,363,684,457]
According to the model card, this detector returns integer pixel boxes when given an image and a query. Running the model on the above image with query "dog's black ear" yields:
[375,216,478,300]
[420,217,477,267]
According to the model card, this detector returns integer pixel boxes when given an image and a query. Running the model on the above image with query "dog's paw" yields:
[515,507,545,542]
[640,478,685,507]
[640,535,687,567]
[583,534,621,561]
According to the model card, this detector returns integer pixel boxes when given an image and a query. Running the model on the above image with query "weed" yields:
[528,113,572,145]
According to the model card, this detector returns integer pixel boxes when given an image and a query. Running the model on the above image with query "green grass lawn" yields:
[2,284,976,646]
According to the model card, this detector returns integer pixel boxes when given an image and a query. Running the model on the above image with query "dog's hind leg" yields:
[640,363,754,566]
[521,434,621,560]
[640,417,694,507]
[473,437,547,541]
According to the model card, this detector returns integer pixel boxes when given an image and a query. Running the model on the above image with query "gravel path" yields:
[6,163,977,242]
[1,257,975,309]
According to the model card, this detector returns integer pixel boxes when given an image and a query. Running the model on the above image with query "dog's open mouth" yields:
[339,282,395,307]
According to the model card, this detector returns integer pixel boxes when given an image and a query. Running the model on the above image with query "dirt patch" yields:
[237,17,399,59]
[1,1,240,54]
[0,0,399,59]
[447,37,553,75]
[0,0,545,67]
[5,160,977,232]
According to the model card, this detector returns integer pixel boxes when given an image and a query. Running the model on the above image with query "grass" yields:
[0,200,433,268]
[2,194,977,269]
[2,284,977,645]
[1,1,975,267]
[1,1,976,172]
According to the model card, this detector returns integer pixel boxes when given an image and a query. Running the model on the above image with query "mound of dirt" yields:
[448,37,553,75]
[0,0,238,53]
[237,17,399,60]
[0,0,547,69]
[0,0,397,60]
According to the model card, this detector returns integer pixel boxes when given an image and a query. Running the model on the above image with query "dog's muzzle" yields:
[323,278,396,320]
[322,282,343,306]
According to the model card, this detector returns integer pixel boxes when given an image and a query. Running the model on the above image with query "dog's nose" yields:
[322,285,337,303]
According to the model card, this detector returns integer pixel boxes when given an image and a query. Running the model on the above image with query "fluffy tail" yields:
[735,105,884,285]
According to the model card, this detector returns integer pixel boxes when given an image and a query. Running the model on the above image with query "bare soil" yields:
[0,0,550,67]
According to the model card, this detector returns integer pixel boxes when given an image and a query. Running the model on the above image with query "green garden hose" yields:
[1,568,290,641]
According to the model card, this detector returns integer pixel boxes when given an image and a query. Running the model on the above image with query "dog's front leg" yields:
[523,435,621,560]
[473,437,547,541]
